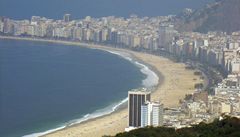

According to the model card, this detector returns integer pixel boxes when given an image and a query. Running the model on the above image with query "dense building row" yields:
[163,29,240,127]
[1,14,240,130]
[1,15,240,75]
[169,31,240,74]
[0,15,172,51]
[213,74,240,116]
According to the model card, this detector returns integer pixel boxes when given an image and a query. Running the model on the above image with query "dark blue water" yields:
[0,0,213,20]
[0,39,144,137]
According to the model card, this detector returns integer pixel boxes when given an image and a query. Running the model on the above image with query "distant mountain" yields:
[176,0,240,33]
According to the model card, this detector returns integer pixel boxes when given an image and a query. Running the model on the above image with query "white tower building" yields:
[141,101,164,127]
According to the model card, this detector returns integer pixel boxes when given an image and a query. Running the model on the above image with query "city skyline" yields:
[1,0,240,137]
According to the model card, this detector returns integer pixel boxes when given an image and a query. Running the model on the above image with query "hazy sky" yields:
[0,0,213,19]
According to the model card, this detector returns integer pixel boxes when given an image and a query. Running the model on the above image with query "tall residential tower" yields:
[128,88,151,127]
[63,14,71,22]
[141,101,164,127]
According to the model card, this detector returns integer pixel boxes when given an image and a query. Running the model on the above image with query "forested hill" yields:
[106,117,240,137]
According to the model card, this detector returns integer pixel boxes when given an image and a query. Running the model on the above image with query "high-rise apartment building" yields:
[152,102,164,127]
[63,14,71,22]
[128,88,151,127]
[141,101,164,127]
[158,24,176,50]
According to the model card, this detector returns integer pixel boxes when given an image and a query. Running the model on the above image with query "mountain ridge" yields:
[176,0,240,33]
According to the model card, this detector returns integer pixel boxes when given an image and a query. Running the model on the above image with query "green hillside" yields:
[106,116,240,137]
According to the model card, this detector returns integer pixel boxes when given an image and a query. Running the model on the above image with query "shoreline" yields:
[0,36,163,91]
[0,36,203,137]
[0,36,162,136]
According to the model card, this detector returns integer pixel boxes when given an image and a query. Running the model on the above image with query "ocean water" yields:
[0,0,214,20]
[0,39,153,137]
[0,1,215,136]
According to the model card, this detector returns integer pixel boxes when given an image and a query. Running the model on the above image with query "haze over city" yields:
[1,0,240,137]
[0,0,213,19]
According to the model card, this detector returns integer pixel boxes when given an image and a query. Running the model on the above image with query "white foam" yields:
[23,98,128,137]
[105,50,159,88]
[22,126,66,137]
[83,114,90,118]
[105,50,133,61]
[67,97,128,126]
[134,61,159,87]
[23,49,159,137]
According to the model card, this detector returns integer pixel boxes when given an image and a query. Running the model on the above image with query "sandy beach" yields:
[0,36,204,137]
